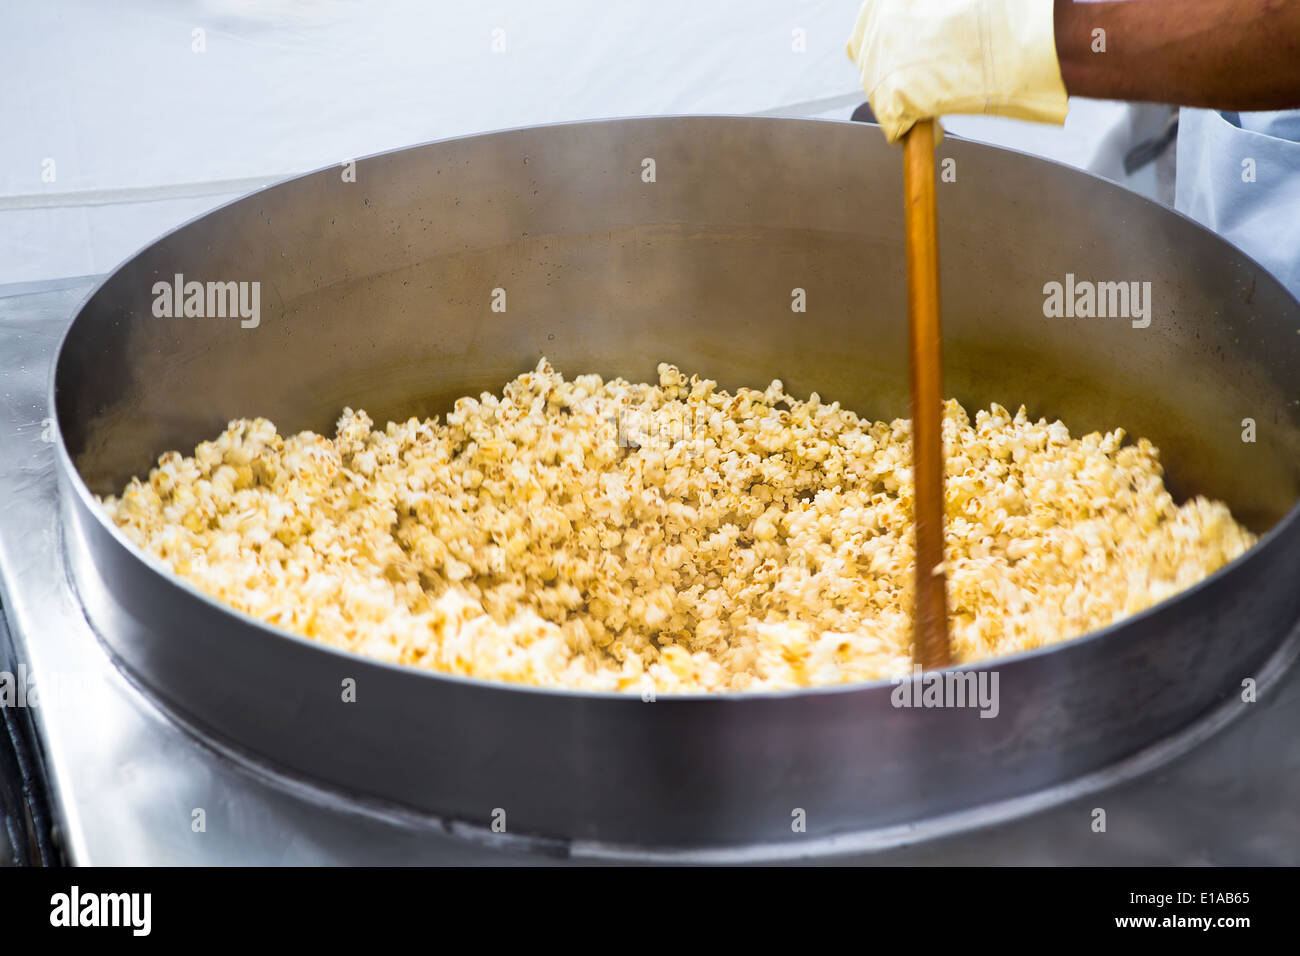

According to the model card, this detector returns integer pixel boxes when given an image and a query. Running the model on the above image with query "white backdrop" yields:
[0,0,1167,285]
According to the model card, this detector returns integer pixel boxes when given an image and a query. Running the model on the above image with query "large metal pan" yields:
[51,117,1300,852]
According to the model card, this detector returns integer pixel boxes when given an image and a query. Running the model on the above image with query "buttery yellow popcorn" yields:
[100,359,1255,693]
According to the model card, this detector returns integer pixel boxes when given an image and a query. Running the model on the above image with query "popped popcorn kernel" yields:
[99,360,1255,693]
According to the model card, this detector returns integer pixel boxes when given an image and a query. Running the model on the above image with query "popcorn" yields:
[99,358,1256,693]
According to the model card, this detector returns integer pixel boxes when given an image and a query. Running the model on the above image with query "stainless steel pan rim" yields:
[93,612,1300,862]
[50,116,1300,848]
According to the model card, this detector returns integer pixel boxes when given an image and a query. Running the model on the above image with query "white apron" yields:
[1175,108,1300,298]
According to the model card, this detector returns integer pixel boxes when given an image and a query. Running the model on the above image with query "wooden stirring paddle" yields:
[901,119,951,670]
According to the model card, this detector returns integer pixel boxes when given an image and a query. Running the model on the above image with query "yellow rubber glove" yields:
[847,0,1070,144]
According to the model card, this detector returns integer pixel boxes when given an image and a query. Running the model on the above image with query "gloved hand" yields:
[847,0,1070,143]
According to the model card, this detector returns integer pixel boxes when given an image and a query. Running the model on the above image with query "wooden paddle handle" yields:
[902,119,952,670]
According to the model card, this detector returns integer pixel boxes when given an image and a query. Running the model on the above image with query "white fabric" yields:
[1176,109,1300,298]
[1,0,1166,286]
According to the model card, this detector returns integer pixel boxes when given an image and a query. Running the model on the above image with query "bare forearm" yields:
[1055,0,1300,109]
